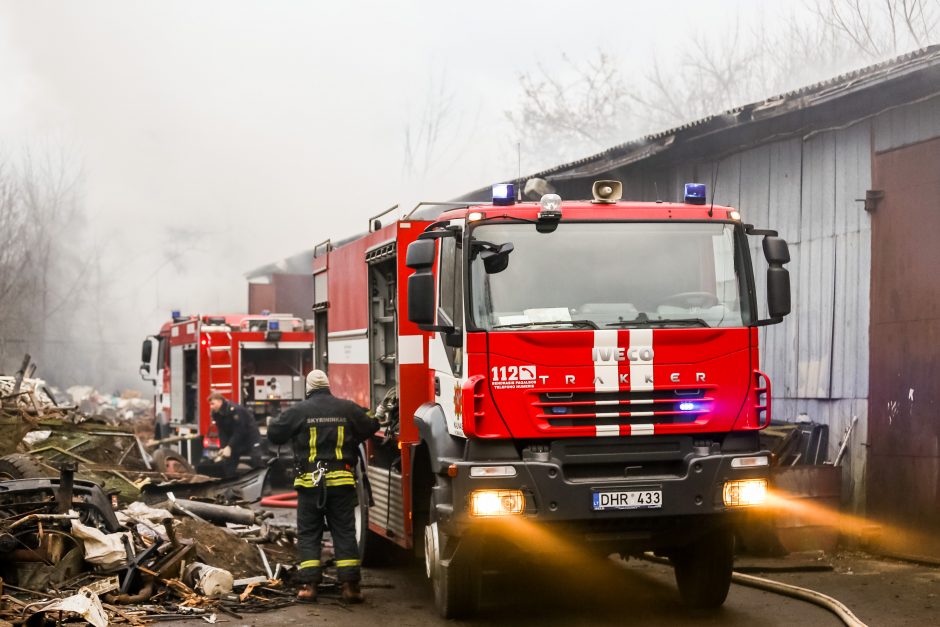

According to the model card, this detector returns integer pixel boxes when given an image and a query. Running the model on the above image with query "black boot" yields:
[297,584,317,603]
[341,581,363,604]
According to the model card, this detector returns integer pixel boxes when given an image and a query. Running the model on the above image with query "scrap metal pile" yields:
[1,359,230,504]
[0,357,316,624]
[0,463,301,625]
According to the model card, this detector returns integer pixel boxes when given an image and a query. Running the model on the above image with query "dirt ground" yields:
[160,550,939,626]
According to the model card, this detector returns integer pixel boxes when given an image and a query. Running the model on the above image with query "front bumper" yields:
[439,436,769,551]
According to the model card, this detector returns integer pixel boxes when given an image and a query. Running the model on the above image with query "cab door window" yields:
[437,236,463,374]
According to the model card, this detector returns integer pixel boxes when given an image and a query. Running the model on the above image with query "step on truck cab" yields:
[305,181,790,618]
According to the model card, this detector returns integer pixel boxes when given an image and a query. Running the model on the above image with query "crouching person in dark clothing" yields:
[208,392,263,478]
[267,370,380,603]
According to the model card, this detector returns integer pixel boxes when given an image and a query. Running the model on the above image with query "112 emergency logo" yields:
[490,365,537,389]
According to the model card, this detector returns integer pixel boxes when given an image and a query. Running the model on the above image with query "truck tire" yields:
[424,492,479,618]
[672,526,735,608]
[150,448,196,475]
[0,453,48,480]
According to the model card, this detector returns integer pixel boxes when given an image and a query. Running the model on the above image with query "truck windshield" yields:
[468,221,751,330]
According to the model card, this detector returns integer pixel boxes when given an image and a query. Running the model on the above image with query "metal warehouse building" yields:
[457,46,940,551]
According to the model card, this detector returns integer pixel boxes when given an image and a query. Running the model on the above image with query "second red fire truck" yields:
[140,313,314,467]
[308,180,791,616]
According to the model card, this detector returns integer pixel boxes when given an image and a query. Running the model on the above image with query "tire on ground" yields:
[0,453,49,480]
[150,448,196,475]
[427,489,480,618]
[672,526,735,609]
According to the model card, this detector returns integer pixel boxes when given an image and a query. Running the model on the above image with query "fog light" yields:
[469,489,525,517]
[722,478,767,507]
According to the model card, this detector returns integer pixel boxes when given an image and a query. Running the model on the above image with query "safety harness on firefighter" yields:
[294,458,356,488]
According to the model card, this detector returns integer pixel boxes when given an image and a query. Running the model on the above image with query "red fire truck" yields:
[313,180,791,617]
[140,313,314,466]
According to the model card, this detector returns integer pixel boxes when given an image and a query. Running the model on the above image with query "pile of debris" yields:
[1,356,233,505]
[65,386,154,426]
[0,463,302,625]
[0,355,365,624]
[1,354,153,429]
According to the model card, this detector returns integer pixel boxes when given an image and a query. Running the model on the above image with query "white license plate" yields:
[592,489,662,511]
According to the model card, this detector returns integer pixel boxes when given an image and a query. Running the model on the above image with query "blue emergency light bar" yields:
[171,309,181,320]
[684,183,707,205]
[492,183,515,206]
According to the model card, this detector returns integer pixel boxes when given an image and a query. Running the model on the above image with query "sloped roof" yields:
[456,44,940,198]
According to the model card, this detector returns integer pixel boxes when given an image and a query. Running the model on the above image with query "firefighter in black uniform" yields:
[267,370,381,603]
[208,392,263,478]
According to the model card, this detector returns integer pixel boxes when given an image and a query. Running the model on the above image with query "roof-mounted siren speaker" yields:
[592,180,622,204]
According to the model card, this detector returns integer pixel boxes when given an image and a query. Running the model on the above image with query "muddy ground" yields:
[161,550,939,626]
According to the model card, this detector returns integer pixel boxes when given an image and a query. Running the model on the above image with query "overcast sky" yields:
[0,0,777,387]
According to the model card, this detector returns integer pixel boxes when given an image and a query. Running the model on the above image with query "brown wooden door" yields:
[869,137,940,558]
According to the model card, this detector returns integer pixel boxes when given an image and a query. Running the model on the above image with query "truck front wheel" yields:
[424,493,479,618]
[672,526,734,608]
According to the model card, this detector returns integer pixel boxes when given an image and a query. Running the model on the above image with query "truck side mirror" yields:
[763,236,790,265]
[767,266,791,319]
[408,271,436,326]
[762,236,791,323]
[140,336,159,382]
[406,239,436,270]
[406,239,437,327]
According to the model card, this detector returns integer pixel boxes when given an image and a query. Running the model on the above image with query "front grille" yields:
[564,459,685,481]
[533,387,715,428]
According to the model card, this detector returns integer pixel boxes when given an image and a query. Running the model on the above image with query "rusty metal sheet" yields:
[869,136,940,558]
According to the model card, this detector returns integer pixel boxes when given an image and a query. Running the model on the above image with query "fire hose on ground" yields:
[731,571,867,627]
[641,554,868,627]
[260,491,298,508]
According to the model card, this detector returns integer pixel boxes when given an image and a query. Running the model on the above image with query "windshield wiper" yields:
[492,319,599,330]
[606,317,710,328]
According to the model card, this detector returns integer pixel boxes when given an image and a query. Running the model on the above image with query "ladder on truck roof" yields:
[206,332,235,399]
